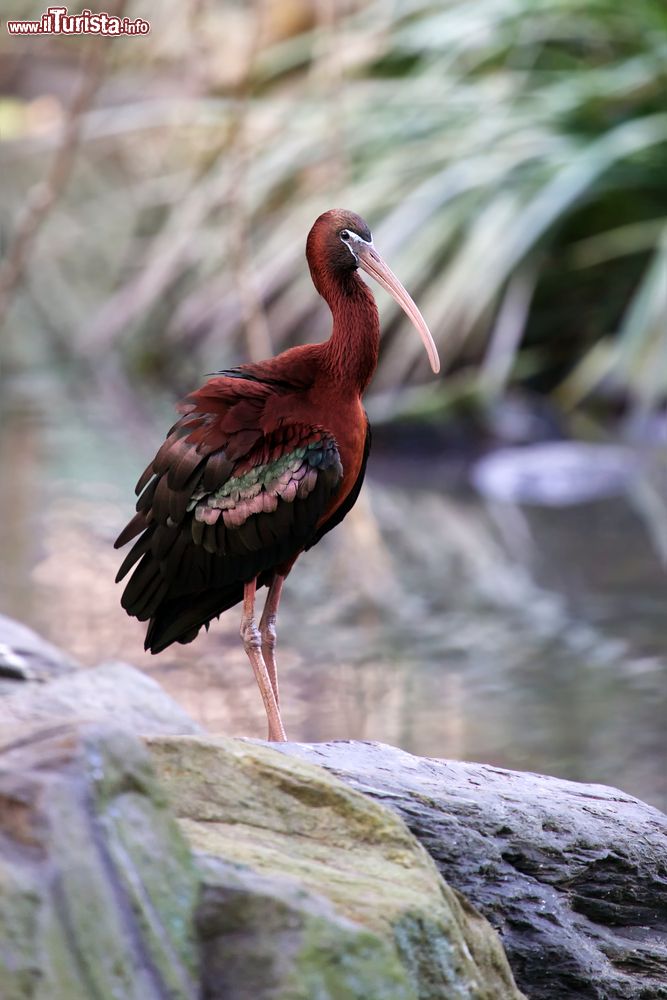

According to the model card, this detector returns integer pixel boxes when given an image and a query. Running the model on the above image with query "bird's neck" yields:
[322,271,380,394]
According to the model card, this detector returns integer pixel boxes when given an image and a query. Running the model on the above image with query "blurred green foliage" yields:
[1,0,667,420]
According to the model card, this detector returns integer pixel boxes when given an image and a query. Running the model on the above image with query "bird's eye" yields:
[340,229,351,241]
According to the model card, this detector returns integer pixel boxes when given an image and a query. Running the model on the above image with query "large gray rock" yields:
[271,740,667,1000]
[0,722,525,1000]
[149,734,525,1000]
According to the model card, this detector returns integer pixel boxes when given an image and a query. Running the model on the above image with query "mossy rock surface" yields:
[0,723,200,1000]
[149,734,525,1000]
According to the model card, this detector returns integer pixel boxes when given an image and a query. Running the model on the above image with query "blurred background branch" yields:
[0,0,127,330]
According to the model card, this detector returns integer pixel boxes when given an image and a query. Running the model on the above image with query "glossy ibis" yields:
[115,209,440,741]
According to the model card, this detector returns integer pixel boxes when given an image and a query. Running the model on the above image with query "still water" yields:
[1,393,665,811]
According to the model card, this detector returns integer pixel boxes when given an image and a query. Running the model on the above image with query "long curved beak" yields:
[356,243,440,374]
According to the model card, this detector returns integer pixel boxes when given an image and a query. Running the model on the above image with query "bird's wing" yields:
[114,376,343,642]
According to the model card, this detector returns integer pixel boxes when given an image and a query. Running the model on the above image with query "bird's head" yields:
[306,209,440,374]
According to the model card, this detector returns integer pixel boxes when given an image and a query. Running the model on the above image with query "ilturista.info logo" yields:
[6,6,150,35]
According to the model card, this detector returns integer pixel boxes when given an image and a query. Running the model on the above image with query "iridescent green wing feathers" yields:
[188,434,340,543]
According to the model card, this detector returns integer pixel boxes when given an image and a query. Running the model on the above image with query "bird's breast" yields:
[314,392,368,524]
[264,384,367,524]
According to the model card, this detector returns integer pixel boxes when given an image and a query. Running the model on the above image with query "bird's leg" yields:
[259,574,285,709]
[240,579,287,742]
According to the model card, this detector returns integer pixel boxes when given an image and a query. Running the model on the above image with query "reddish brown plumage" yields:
[115,210,380,654]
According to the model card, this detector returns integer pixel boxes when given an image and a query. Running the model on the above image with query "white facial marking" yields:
[340,229,373,263]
